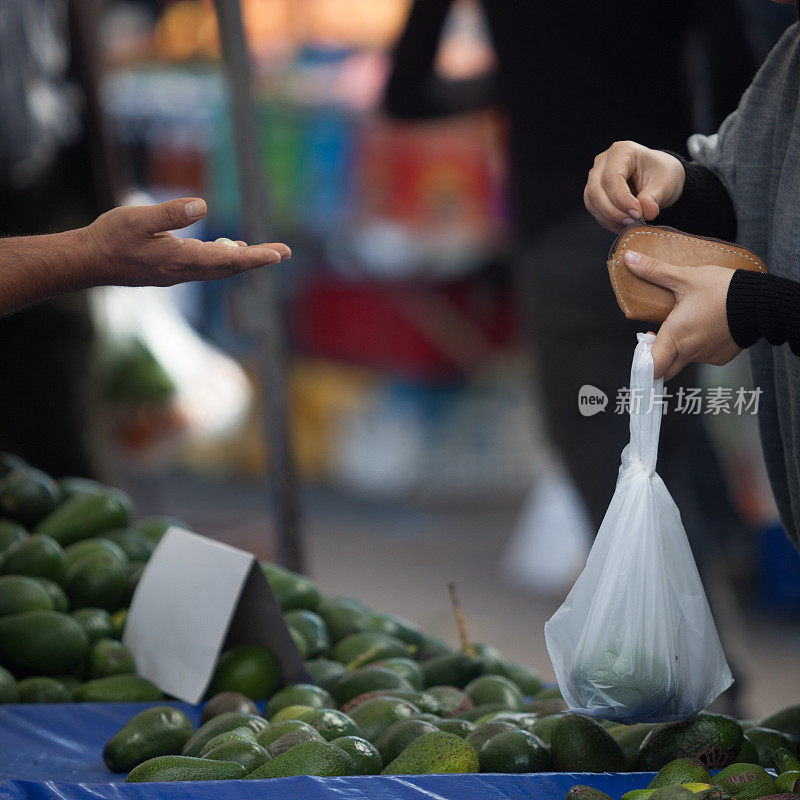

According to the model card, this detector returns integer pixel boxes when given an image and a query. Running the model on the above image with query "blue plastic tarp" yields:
[0,702,654,800]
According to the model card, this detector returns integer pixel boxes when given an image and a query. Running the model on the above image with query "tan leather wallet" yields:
[607,223,767,324]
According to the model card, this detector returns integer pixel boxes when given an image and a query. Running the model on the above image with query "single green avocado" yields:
[551,714,629,772]
[246,741,355,779]
[0,467,60,528]
[296,708,361,741]
[330,735,383,775]
[381,731,479,775]
[744,727,800,768]
[284,609,330,659]
[565,785,615,800]
[0,575,54,616]
[463,675,524,710]
[374,719,440,764]
[774,747,800,774]
[637,714,744,771]
[420,652,482,689]
[200,739,270,772]
[478,729,550,773]
[103,705,194,773]
[0,534,66,585]
[333,666,413,707]
[207,644,281,701]
[331,631,410,667]
[182,712,268,757]
[17,676,71,703]
[264,683,335,719]
[347,697,419,743]
[262,564,321,613]
[0,610,88,676]
[86,638,135,679]
[126,755,246,782]
[73,674,164,703]
[649,758,713,789]
[713,763,775,800]
[762,706,800,738]
[35,491,132,547]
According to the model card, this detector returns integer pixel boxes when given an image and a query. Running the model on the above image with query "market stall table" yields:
[0,702,654,800]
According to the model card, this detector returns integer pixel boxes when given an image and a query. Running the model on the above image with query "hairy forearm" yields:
[0,229,91,315]
[0,196,292,313]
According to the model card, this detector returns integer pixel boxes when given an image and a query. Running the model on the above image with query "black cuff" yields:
[656,152,737,242]
[726,269,800,354]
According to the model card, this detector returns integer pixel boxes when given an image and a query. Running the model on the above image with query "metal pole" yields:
[212,0,304,573]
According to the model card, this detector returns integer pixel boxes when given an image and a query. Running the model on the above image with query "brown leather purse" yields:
[607,223,767,324]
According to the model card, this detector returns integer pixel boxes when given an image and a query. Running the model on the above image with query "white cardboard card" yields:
[124,527,308,703]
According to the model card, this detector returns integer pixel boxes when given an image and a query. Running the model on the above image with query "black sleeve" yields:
[656,152,738,241]
[383,0,498,120]
[726,270,800,356]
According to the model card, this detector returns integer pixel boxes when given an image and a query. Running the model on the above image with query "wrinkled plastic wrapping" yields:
[0,702,654,800]
[545,333,732,723]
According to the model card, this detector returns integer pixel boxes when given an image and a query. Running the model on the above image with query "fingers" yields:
[126,197,208,234]
[584,142,687,233]
[175,238,288,278]
[585,153,640,232]
[600,146,642,219]
[623,251,686,293]
[266,242,291,259]
[231,239,291,260]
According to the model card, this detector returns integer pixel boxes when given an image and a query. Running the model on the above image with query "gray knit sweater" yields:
[686,22,800,544]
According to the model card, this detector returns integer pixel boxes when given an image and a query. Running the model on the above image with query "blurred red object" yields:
[292,271,519,380]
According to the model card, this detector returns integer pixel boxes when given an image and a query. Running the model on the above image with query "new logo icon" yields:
[578,385,608,416]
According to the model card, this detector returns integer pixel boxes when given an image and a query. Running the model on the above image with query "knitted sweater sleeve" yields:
[726,270,800,355]
[655,152,800,356]
[656,153,737,240]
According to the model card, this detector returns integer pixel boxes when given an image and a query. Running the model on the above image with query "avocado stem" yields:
[447,582,475,657]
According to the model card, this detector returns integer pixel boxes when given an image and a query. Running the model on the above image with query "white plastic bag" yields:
[544,333,733,723]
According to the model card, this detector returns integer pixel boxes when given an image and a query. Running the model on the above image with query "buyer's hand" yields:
[82,197,291,287]
[584,142,686,233]
[624,251,741,380]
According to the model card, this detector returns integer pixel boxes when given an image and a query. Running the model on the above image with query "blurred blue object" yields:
[301,110,357,237]
[758,521,800,613]
[0,701,656,797]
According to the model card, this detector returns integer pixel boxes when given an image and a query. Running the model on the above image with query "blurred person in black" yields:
[0,0,125,478]
[385,0,772,712]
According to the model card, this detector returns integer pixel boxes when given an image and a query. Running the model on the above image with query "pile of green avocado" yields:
[4,448,799,786]
[107,695,800,783]
[105,555,800,783]
[569,743,800,800]
[0,452,184,703]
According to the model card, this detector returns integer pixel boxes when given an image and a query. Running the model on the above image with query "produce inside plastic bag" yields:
[544,333,732,723]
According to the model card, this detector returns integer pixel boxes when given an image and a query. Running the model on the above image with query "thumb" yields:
[133,197,207,234]
[636,190,661,221]
[624,251,685,293]
[650,328,679,380]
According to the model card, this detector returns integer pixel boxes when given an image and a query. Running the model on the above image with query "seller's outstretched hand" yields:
[624,251,741,380]
[83,197,291,287]
[584,142,686,233]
